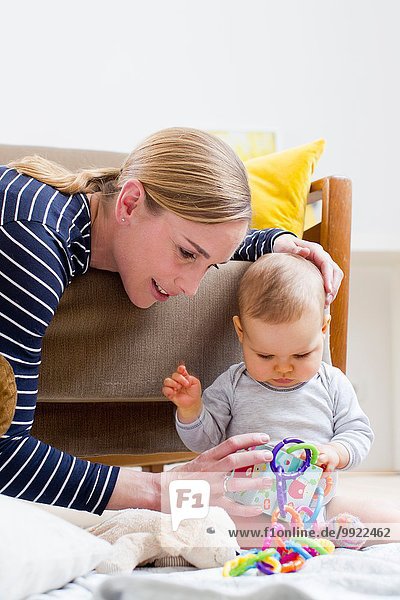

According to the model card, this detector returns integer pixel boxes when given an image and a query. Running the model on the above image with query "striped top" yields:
[0,166,286,514]
[0,166,118,513]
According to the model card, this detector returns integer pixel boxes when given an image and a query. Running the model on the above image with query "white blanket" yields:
[27,544,400,599]
[92,544,400,600]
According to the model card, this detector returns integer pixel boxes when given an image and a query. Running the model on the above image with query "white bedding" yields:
[27,544,400,600]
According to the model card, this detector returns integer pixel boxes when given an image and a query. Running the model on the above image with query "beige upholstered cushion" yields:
[0,143,127,171]
[33,263,249,456]
[39,263,249,403]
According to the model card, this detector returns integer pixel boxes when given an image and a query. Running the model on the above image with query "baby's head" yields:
[233,253,330,388]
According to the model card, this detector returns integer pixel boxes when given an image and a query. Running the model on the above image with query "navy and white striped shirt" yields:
[0,166,118,513]
[0,165,287,513]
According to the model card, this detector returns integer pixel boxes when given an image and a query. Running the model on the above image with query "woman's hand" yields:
[108,433,274,516]
[168,433,273,517]
[273,234,343,306]
[162,364,203,423]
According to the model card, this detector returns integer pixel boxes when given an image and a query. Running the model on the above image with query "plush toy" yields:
[87,506,239,574]
[0,355,17,437]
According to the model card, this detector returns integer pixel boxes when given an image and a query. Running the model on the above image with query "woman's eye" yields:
[179,247,196,261]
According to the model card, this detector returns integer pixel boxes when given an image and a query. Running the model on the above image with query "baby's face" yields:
[233,308,329,388]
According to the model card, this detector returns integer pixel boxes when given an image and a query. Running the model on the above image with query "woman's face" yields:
[111,195,249,308]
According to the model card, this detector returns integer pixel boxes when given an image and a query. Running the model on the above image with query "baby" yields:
[163,253,372,467]
[162,253,389,530]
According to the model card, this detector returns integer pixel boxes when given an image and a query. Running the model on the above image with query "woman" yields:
[0,128,342,514]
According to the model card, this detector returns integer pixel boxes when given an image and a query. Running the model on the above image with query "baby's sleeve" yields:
[330,368,374,470]
[175,369,234,453]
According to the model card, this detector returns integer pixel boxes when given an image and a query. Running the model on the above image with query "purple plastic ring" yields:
[270,437,311,477]
[256,561,275,575]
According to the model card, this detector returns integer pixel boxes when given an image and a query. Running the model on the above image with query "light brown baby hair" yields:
[238,253,325,324]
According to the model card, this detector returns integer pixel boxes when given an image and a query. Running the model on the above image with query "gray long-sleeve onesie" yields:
[176,361,374,471]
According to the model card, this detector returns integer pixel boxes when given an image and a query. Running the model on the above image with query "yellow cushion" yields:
[212,130,276,162]
[244,139,325,238]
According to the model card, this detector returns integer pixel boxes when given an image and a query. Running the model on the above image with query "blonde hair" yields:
[8,128,251,224]
[238,253,325,323]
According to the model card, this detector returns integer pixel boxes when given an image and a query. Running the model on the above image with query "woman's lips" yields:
[151,278,170,302]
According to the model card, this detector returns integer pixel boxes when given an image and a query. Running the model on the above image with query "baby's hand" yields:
[300,442,348,471]
[313,443,341,471]
[162,364,203,423]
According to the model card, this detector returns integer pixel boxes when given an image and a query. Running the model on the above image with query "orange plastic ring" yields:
[271,505,303,527]
[281,555,305,573]
[322,474,333,496]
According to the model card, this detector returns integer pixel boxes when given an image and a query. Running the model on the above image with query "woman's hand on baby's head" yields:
[273,234,343,306]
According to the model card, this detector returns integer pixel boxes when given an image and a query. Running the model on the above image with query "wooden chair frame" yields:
[304,176,352,374]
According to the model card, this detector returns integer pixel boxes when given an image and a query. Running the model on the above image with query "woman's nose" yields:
[175,271,204,297]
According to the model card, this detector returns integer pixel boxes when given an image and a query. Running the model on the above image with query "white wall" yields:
[1,1,398,468]
[347,253,399,471]
[2,0,399,250]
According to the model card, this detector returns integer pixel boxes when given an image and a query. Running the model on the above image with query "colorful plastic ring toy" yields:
[262,522,286,549]
[286,442,319,465]
[297,505,313,520]
[270,437,311,476]
[285,541,313,560]
[272,505,304,527]
[281,555,305,573]
[256,556,281,574]
[289,537,330,555]
[305,486,324,524]
[256,561,275,575]
[322,474,333,496]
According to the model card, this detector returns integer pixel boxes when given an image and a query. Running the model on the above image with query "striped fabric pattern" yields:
[0,166,118,513]
[232,227,287,261]
[0,165,286,514]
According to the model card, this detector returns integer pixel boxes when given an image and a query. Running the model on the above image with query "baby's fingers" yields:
[162,387,177,400]
[163,377,182,390]
[171,372,190,387]
[162,378,183,397]
[177,364,189,376]
[316,453,330,470]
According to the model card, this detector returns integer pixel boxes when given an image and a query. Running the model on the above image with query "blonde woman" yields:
[0,128,342,514]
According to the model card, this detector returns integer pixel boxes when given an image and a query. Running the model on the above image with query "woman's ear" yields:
[322,313,331,335]
[115,179,146,224]
[233,315,244,344]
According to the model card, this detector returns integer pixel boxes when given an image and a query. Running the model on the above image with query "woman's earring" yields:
[121,218,126,222]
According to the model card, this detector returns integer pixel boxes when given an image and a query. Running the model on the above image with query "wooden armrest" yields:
[304,176,352,373]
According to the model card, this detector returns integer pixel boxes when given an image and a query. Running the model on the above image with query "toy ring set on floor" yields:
[222,537,335,577]
[223,437,335,577]
[270,437,332,529]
